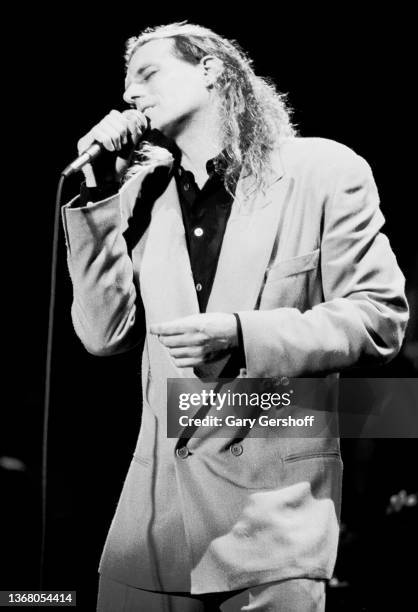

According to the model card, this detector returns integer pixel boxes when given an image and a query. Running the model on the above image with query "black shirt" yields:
[175,153,235,313]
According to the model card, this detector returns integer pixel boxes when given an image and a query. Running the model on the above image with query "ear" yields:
[200,55,224,87]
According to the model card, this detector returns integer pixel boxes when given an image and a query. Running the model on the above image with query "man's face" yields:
[124,38,211,137]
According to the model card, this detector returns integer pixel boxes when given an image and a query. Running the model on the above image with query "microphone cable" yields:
[39,173,66,588]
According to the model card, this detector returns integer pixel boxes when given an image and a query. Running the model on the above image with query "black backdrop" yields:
[2,6,417,611]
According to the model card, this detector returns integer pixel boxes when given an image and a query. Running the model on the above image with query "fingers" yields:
[77,132,96,156]
[169,348,212,368]
[151,318,204,366]
[150,317,202,336]
[122,109,148,143]
[169,346,203,359]
[158,333,206,348]
[172,358,202,368]
[92,110,128,151]
[170,351,222,368]
[152,323,207,366]
[90,125,123,151]
[103,111,129,146]
[150,314,234,368]
[77,109,147,155]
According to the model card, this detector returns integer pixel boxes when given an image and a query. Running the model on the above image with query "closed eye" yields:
[144,70,157,81]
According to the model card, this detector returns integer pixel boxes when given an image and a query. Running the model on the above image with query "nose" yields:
[123,83,146,109]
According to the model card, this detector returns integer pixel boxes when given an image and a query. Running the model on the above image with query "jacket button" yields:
[230,443,243,457]
[176,447,190,459]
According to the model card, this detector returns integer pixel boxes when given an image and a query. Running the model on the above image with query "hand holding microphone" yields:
[62,109,148,184]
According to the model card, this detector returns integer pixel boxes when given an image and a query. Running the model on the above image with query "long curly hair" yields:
[124,22,296,194]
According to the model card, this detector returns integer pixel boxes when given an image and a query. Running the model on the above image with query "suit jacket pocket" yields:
[260,249,322,310]
[280,451,344,521]
[266,249,320,284]
[283,450,341,463]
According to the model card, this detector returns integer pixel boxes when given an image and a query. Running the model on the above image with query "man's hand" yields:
[150,313,238,368]
[77,109,148,187]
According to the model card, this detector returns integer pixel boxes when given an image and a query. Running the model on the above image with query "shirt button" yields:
[193,227,204,237]
[230,443,243,457]
[176,447,190,459]
[196,283,203,292]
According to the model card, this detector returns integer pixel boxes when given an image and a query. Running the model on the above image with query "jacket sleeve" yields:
[61,170,149,356]
[238,150,409,377]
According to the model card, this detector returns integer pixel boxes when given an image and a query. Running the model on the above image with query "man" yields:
[61,22,409,611]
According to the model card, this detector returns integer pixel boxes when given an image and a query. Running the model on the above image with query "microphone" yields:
[61,111,149,178]
[61,142,104,177]
[61,111,151,178]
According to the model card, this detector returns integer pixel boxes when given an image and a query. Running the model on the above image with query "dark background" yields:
[1,6,417,611]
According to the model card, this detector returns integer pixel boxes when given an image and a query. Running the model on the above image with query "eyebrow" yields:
[135,63,157,76]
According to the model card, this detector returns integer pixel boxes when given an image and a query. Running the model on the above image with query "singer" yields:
[61,22,409,611]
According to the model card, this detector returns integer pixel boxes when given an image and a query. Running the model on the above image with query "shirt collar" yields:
[142,128,182,167]
[205,152,229,178]
[144,129,231,178]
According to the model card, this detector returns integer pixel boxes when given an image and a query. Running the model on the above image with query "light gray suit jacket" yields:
[62,137,408,594]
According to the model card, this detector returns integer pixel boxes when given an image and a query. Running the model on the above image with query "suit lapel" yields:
[206,149,289,313]
[139,173,200,324]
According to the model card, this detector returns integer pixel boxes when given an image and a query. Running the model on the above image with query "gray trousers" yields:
[97,575,326,611]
